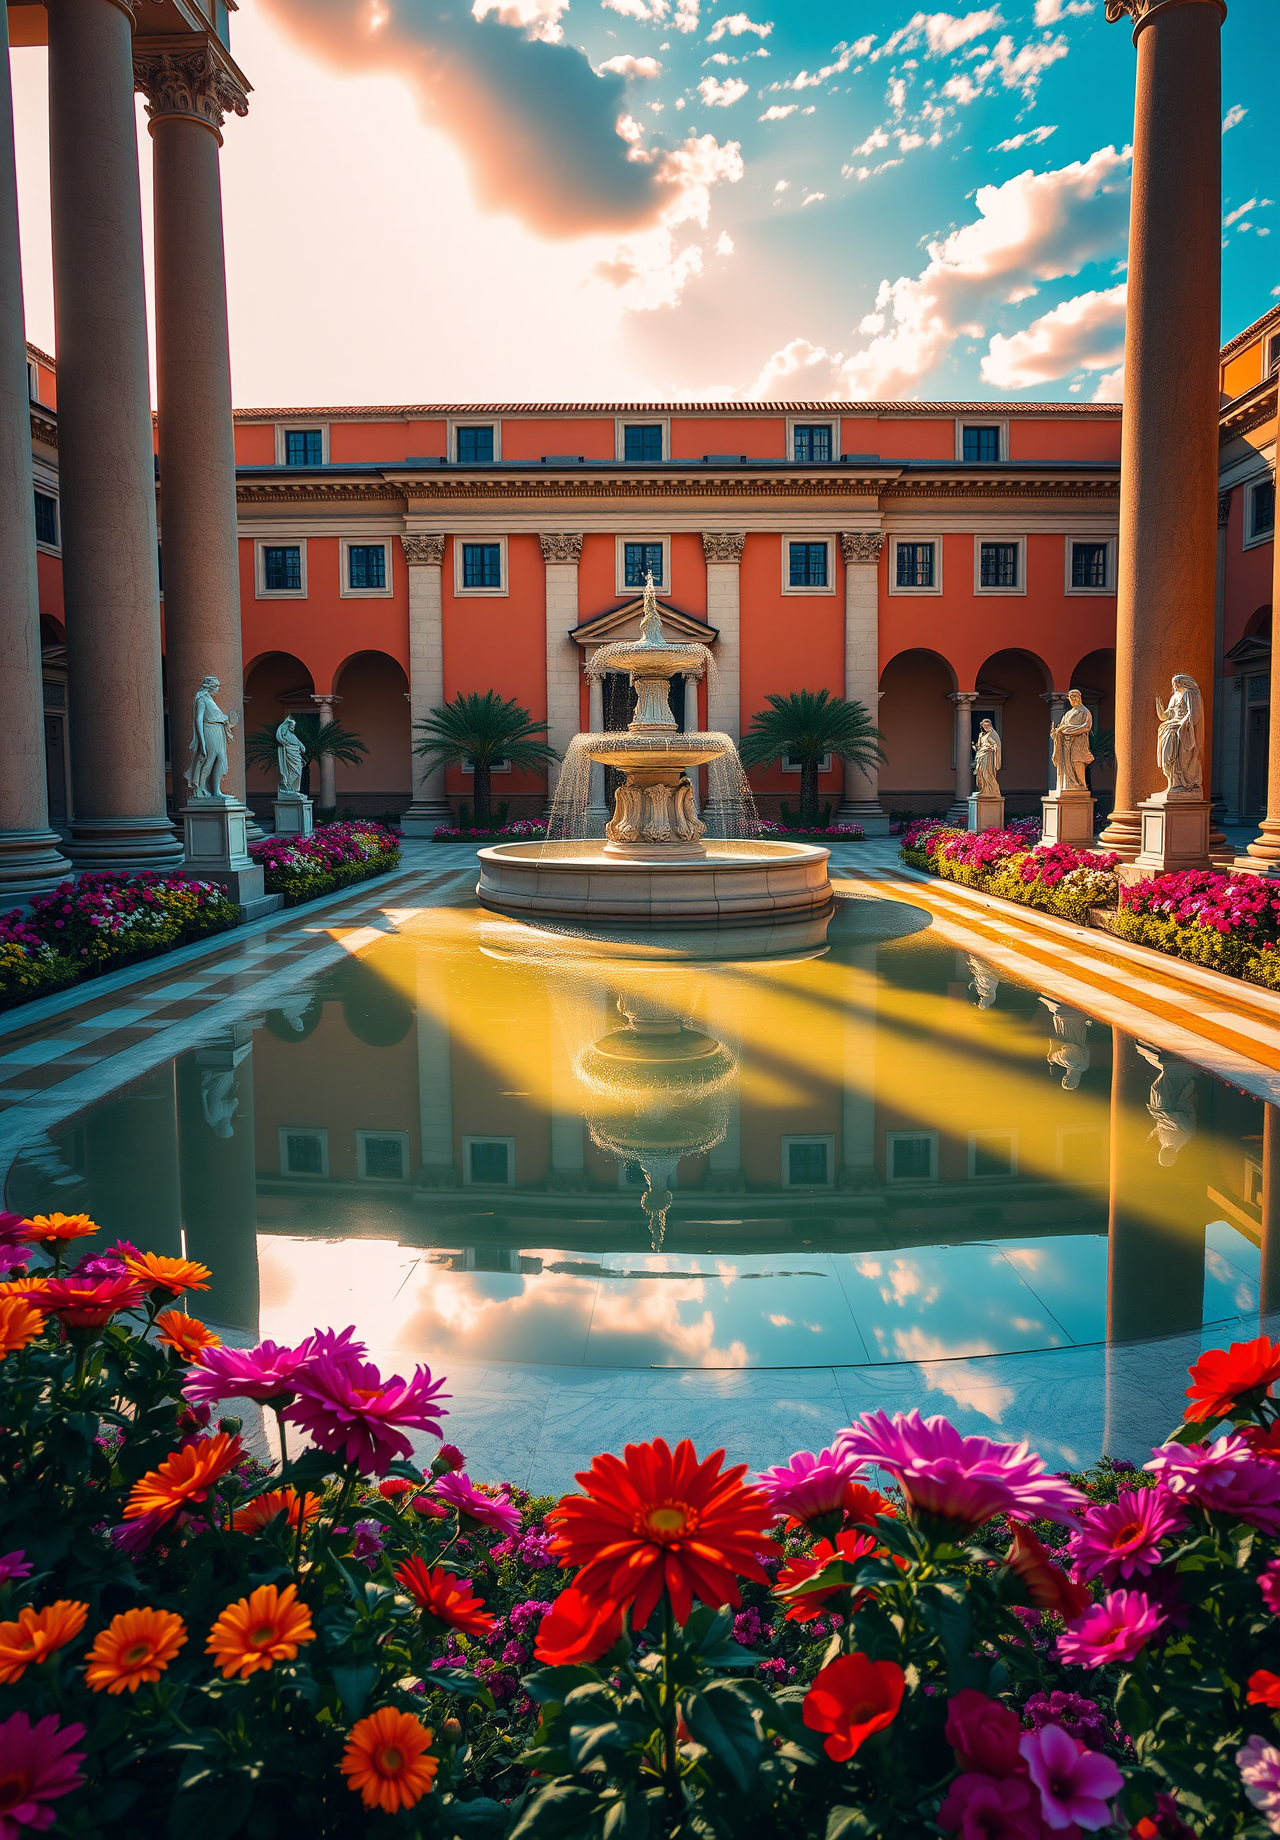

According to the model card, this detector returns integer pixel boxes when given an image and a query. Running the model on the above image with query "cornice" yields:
[1221,303,1280,364]
[881,477,1119,500]
[30,409,57,448]
[237,482,406,505]
[1219,380,1277,446]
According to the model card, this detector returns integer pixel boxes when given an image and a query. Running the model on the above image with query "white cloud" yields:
[855,125,890,155]
[1033,0,1092,20]
[989,32,1068,98]
[698,74,749,103]
[759,103,797,120]
[774,178,790,191]
[898,131,925,151]
[1223,103,1246,132]
[1224,197,1256,227]
[942,71,985,105]
[598,52,662,75]
[602,0,670,18]
[706,10,772,40]
[715,229,734,252]
[872,8,1004,60]
[782,36,875,88]
[801,190,826,205]
[843,156,903,181]
[981,281,1126,387]
[993,124,1057,151]
[674,0,700,27]
[472,0,568,39]
[590,130,744,309]
[887,75,907,112]
[750,336,845,398]
[1092,364,1123,401]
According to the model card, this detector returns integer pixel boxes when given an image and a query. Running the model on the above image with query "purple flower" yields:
[509,1600,553,1638]
[833,1411,1085,1532]
[286,1354,449,1476]
[1021,1692,1111,1752]
[733,1607,768,1647]
[1055,1589,1163,1669]
[1237,1735,1280,1830]
[350,1519,385,1566]
[72,1238,141,1282]
[937,1773,1041,1839]
[432,1471,520,1535]
[755,1446,867,1533]
[1260,1558,1280,1616]
[182,1325,366,1408]
[515,1529,554,1569]
[109,1510,169,1557]
[1068,1486,1187,1584]
[1019,1725,1122,1831]
[1145,1433,1280,1535]
[0,1551,32,1586]
[0,1214,33,1252]
[500,1640,528,1666]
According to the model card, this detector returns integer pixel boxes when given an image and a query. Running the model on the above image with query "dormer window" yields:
[284,428,324,466]
[962,425,1002,462]
[456,424,495,463]
[792,423,832,462]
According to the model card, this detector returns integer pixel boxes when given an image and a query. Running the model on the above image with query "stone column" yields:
[48,0,181,870]
[414,958,458,1187]
[1263,1104,1280,1319]
[837,532,889,834]
[702,531,745,834]
[0,5,70,900]
[681,671,701,813]
[1240,467,1280,869]
[586,661,608,828]
[178,1028,259,1335]
[135,40,251,847]
[311,693,338,813]
[1042,691,1069,782]
[1097,0,1224,863]
[838,945,878,1189]
[948,692,978,820]
[400,535,451,835]
[548,999,587,1194]
[541,533,583,807]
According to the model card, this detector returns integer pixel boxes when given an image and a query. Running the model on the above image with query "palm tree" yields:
[738,689,886,827]
[413,691,559,826]
[245,718,368,795]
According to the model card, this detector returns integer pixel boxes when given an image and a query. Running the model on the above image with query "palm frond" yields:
[738,689,886,771]
[413,691,560,772]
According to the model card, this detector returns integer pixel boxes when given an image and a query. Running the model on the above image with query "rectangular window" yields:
[888,1132,937,1181]
[347,543,386,590]
[962,425,1001,462]
[462,542,502,589]
[896,540,934,588]
[280,1128,327,1177]
[284,428,323,466]
[792,423,832,463]
[263,545,302,592]
[787,1140,829,1185]
[624,424,664,462]
[969,1130,1017,1179]
[1071,541,1109,589]
[1251,477,1276,540]
[980,541,1019,588]
[33,491,57,547]
[468,1139,511,1185]
[789,541,828,587]
[624,541,665,587]
[357,1131,407,1181]
[456,425,495,463]
[1268,335,1280,375]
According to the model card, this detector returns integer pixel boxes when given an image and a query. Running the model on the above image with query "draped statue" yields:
[1155,674,1204,798]
[972,719,1002,797]
[185,675,238,799]
[1050,689,1093,794]
[276,715,305,795]
[1136,1043,1197,1167]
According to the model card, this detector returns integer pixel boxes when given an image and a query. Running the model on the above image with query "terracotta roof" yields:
[25,340,55,368]
[1220,303,1280,363]
[231,399,1123,420]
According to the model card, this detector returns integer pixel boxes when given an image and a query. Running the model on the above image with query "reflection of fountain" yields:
[476,576,832,925]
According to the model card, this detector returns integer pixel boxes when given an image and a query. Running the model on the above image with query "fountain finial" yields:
[639,570,664,645]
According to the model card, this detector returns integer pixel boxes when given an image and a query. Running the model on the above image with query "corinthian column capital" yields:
[840,531,885,565]
[1105,0,1225,29]
[702,531,745,564]
[134,40,250,137]
[401,534,446,567]
[539,532,584,564]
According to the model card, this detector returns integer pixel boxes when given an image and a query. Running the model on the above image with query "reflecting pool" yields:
[4,892,1269,1398]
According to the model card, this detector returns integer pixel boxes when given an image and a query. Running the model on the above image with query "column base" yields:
[1041,792,1095,847]
[1096,805,1143,860]
[272,795,314,838]
[64,814,184,874]
[179,799,265,904]
[946,800,970,826]
[0,828,74,908]
[967,794,1004,833]
[1125,797,1212,877]
[400,799,453,839]
[836,801,891,836]
[1234,818,1280,878]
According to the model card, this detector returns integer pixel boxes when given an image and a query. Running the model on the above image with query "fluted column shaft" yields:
[587,668,607,824]
[702,531,744,834]
[838,531,889,833]
[1243,471,1280,866]
[48,0,180,869]
[950,692,978,813]
[401,536,450,833]
[541,532,583,804]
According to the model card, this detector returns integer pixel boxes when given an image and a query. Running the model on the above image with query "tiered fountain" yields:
[476,578,833,926]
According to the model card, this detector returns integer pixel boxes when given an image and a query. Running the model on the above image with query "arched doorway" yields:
[974,648,1052,812]
[243,652,315,819]
[877,649,957,814]
[332,651,412,818]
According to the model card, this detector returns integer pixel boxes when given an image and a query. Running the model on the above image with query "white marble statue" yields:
[1155,674,1204,798]
[1040,998,1092,1090]
[1136,1042,1197,1166]
[1050,689,1093,794]
[277,995,312,1033]
[185,675,238,799]
[972,719,1002,797]
[967,954,1000,1009]
[200,1069,238,1139]
[276,715,305,795]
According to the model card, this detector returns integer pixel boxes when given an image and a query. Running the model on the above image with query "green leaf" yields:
[568,1718,645,1770]
[431,1668,497,1709]
[330,1661,380,1719]
[681,1681,763,1792]
[443,1797,511,1837]
[826,1810,877,1840]
[507,1782,600,1839]
[522,1665,601,1705]
[683,1605,755,1668]
[601,1789,656,1840]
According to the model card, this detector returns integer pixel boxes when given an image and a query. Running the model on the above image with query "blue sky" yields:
[10,0,1278,404]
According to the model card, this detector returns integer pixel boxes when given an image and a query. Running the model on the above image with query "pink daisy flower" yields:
[286,1355,449,1476]
[1238,1735,1280,1830]
[182,1325,366,1408]
[1019,1724,1123,1831]
[1067,1487,1187,1584]
[833,1411,1085,1532]
[1145,1433,1280,1535]
[1055,1589,1163,1669]
[1260,1558,1280,1616]
[0,1553,32,1587]
[0,1711,86,1839]
[0,1215,34,1252]
[433,1470,521,1535]
[755,1447,868,1533]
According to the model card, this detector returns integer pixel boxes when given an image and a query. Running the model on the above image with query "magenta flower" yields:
[834,1411,1085,1532]
[1260,1558,1280,1616]
[71,1239,141,1282]
[433,1443,466,1474]
[286,1355,449,1476]
[433,1470,521,1535]
[182,1325,366,1408]
[1145,1433,1280,1535]
[1019,1725,1122,1831]
[755,1446,868,1532]
[937,1772,1041,1838]
[1055,1589,1163,1669]
[1067,1486,1187,1584]
[0,1711,86,1839]
[0,1248,32,1277]
[0,1214,33,1252]
[1238,1735,1280,1829]
[0,1553,31,1587]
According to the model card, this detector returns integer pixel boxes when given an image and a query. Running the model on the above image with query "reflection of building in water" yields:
[1040,999,1092,1091]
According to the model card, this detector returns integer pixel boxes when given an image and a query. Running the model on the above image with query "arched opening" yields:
[243,652,315,818]
[39,615,69,824]
[1069,648,1117,809]
[974,648,1052,812]
[332,651,412,820]
[877,649,957,815]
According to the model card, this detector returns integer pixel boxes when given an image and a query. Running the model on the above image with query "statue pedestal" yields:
[1128,796,1212,877]
[180,796,267,907]
[1041,791,1095,847]
[272,795,314,838]
[967,793,1004,833]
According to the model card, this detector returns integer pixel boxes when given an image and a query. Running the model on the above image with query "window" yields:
[33,491,57,547]
[783,1136,833,1186]
[284,428,323,466]
[279,1128,328,1177]
[789,541,828,588]
[895,540,935,589]
[886,1131,938,1181]
[792,423,832,463]
[962,425,1002,462]
[463,756,510,774]
[462,542,502,589]
[456,425,495,463]
[783,752,831,773]
[347,543,386,590]
[1071,541,1109,589]
[263,544,302,592]
[27,360,38,404]
[624,541,665,587]
[1251,477,1275,541]
[1268,334,1280,375]
[463,1136,515,1186]
[979,541,1020,589]
[969,1130,1017,1178]
[357,1131,408,1181]
[624,424,664,462]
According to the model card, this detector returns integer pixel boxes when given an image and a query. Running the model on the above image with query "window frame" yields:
[614,534,670,596]
[967,1129,1019,1180]
[355,1129,410,1182]
[449,418,501,463]
[781,534,836,596]
[274,422,329,466]
[885,1129,939,1182]
[974,535,1027,596]
[462,1134,516,1188]
[454,535,509,598]
[278,1126,329,1179]
[1245,473,1276,549]
[788,418,835,464]
[888,534,942,595]
[781,1133,835,1188]
[33,488,59,554]
[1064,535,1116,595]
[462,756,511,775]
[255,537,308,600]
[782,753,832,774]
[339,537,394,599]
[614,415,669,461]
[955,417,1008,463]
[1267,334,1280,376]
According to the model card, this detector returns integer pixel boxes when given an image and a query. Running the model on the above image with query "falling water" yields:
[543,733,599,845]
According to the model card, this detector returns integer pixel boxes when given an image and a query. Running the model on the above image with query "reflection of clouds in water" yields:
[1003,1248,1043,1272]
[1010,1317,1044,1334]
[877,1261,940,1309]
[769,1314,793,1326]
[855,1259,882,1279]
[1204,1248,1256,1313]
[400,1268,593,1351]
[591,1280,750,1368]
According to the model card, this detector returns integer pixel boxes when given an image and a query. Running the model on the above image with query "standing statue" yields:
[1050,689,1093,794]
[1155,674,1204,797]
[972,719,1002,797]
[276,715,305,795]
[200,1069,238,1139]
[184,675,238,799]
[1136,1042,1197,1167]
[1040,998,1092,1090]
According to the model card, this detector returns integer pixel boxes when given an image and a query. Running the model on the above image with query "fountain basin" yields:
[476,839,833,925]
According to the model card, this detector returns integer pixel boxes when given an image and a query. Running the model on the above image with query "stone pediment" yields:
[570,597,718,650]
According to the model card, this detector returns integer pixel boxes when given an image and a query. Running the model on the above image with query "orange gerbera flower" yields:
[803,1652,905,1762]
[24,1213,98,1244]
[547,1437,777,1626]
[1185,1336,1280,1423]
[0,1295,46,1357]
[0,1275,50,1301]
[205,1584,315,1679]
[124,1431,243,1522]
[154,1310,221,1359]
[41,1275,145,1329]
[123,1253,211,1297]
[232,1488,322,1535]
[393,1559,496,1638]
[0,1601,89,1684]
[340,1709,437,1813]
[84,1608,186,1695]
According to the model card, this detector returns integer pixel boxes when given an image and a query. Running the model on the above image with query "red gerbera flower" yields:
[392,1559,496,1638]
[533,1588,625,1666]
[802,1652,905,1761]
[1248,1670,1280,1709]
[1007,1520,1093,1618]
[774,1530,878,1623]
[547,1438,776,1626]
[1185,1336,1280,1423]
[41,1275,145,1329]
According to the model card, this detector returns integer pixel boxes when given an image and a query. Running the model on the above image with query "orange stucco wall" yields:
[501,417,614,461]
[739,535,846,801]
[442,531,549,804]
[669,417,786,459]
[1223,494,1274,650]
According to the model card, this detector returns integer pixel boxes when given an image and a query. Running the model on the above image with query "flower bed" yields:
[432,820,548,843]
[900,821,1120,924]
[249,820,400,904]
[755,821,866,841]
[1110,870,1280,989]
[0,874,240,1011]
[1,1218,1277,1838]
